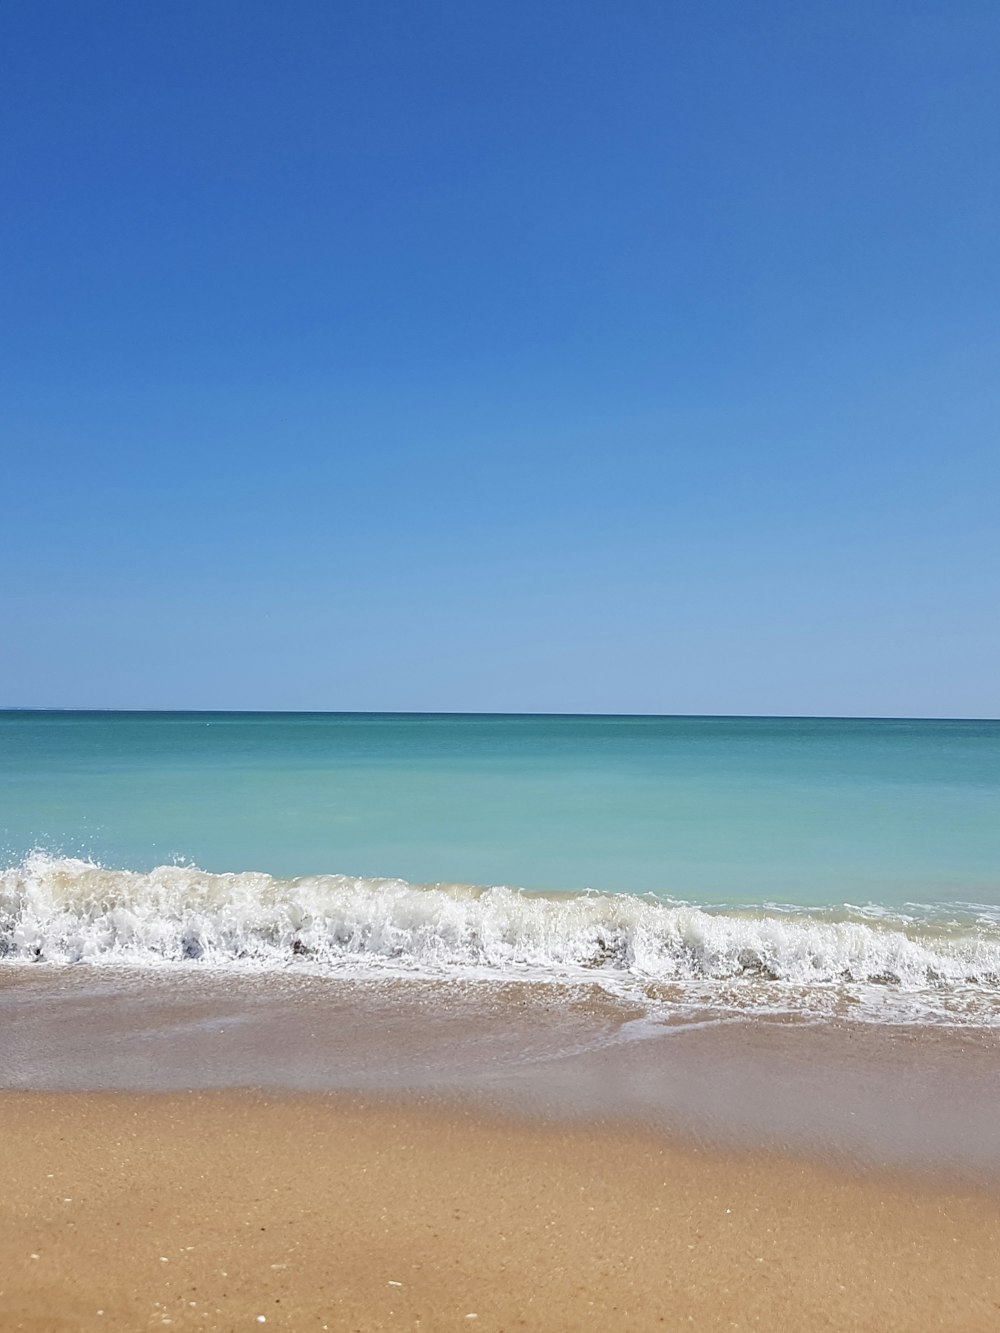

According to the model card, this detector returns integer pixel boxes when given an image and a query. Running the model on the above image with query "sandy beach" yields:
[4,964,1000,1331]
[2,1090,1000,1332]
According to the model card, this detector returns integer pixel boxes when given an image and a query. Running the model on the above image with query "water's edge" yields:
[4,854,1000,1028]
[4,968,999,1184]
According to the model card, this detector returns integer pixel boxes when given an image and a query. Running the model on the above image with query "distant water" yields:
[2,711,999,1025]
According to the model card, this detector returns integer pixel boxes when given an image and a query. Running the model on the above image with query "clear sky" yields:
[2,1,998,716]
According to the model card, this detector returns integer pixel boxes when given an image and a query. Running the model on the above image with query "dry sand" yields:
[2,1091,999,1332]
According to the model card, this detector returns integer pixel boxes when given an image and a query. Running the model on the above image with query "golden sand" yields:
[2,1091,999,1331]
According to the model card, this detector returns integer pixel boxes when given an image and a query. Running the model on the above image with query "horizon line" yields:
[1,708,997,723]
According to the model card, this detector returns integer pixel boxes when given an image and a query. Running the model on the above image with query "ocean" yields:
[2,710,999,1028]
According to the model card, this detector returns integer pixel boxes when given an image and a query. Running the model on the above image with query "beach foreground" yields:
[3,1091,1000,1332]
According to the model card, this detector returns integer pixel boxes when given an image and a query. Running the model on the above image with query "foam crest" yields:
[3,856,1000,1017]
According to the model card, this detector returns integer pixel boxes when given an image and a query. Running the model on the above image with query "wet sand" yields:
[3,1090,1000,1332]
[4,968,1000,1178]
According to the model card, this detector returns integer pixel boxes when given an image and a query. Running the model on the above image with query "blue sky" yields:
[2,1,998,715]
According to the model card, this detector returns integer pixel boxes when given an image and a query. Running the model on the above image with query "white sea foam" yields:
[2,855,999,1026]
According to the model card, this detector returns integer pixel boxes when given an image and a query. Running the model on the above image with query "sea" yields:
[2,711,999,1031]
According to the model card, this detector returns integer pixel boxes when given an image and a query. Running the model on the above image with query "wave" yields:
[3,856,1000,1026]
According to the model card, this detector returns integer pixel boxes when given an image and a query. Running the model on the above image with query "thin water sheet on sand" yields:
[3,967,999,1181]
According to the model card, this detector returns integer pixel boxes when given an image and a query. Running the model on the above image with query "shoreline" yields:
[3,1088,1000,1331]
[7,853,1000,1036]
[5,967,1000,1182]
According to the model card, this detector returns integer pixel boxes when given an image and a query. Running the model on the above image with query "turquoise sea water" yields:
[2,711,997,909]
[3,712,1000,1025]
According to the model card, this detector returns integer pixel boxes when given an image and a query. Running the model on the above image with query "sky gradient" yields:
[2,1,998,715]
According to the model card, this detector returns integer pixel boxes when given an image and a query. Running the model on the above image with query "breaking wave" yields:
[3,855,1000,1026]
